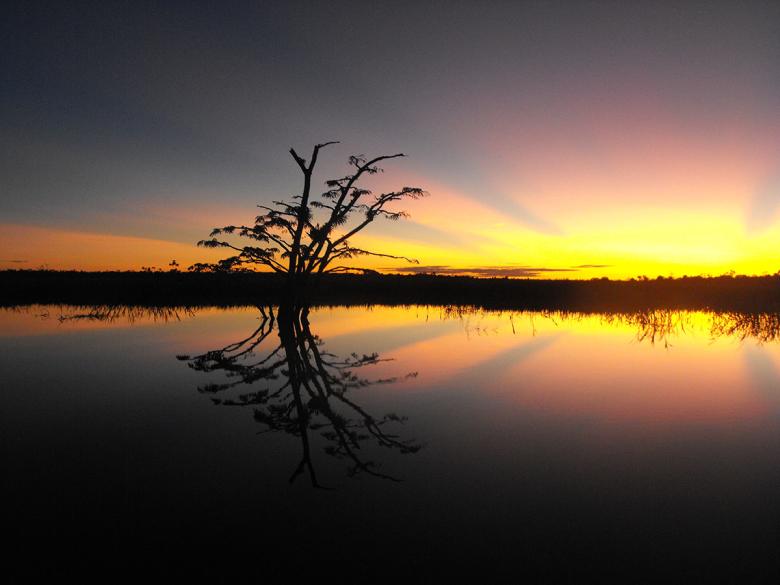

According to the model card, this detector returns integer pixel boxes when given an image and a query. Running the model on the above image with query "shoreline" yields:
[3,270,780,312]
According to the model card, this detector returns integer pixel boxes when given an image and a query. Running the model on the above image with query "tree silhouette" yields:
[196,142,427,291]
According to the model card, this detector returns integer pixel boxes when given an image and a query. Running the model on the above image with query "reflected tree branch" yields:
[179,303,421,488]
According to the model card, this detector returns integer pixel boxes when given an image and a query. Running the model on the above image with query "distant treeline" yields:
[3,270,780,311]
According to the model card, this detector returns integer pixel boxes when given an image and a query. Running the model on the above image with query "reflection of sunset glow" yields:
[314,307,780,426]
[499,331,764,424]
[311,305,435,339]
[5,305,778,427]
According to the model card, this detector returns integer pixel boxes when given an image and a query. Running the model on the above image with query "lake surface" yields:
[4,305,780,581]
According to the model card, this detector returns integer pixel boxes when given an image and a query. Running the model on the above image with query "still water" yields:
[3,305,780,581]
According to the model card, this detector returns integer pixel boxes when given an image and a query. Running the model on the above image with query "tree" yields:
[197,142,427,291]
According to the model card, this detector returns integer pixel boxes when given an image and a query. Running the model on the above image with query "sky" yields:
[2,0,779,278]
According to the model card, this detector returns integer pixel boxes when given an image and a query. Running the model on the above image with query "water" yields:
[3,305,780,581]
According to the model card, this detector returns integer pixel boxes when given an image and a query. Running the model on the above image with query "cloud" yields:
[572,264,612,269]
[386,265,581,278]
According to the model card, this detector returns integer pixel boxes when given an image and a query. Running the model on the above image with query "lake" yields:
[3,304,780,581]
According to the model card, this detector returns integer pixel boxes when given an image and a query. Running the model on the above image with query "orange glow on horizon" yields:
[0,224,226,272]
[4,125,780,282]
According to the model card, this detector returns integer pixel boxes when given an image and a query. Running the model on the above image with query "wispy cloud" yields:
[386,265,581,278]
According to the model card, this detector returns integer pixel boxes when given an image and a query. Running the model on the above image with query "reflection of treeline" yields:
[33,303,780,346]
[710,312,780,344]
[4,271,780,311]
[12,304,194,324]
[441,306,780,346]
[611,311,780,345]
[598,310,780,345]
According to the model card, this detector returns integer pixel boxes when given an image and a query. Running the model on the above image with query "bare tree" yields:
[196,142,427,289]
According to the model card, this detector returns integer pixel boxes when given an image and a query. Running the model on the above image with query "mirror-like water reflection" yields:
[179,305,421,487]
[3,305,780,580]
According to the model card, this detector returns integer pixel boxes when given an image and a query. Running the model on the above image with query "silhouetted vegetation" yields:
[51,304,193,323]
[5,270,780,312]
[24,301,780,348]
[197,142,426,294]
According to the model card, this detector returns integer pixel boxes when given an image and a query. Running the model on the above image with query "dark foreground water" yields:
[3,305,780,582]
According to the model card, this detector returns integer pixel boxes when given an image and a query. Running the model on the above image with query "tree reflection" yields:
[29,304,780,348]
[178,304,421,488]
[710,312,780,344]
[601,310,692,348]
[604,310,780,346]
[439,306,780,347]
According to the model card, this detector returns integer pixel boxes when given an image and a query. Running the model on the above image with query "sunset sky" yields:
[2,1,779,278]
